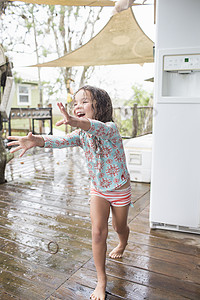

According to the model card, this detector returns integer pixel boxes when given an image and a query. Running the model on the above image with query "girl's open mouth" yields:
[77,113,85,118]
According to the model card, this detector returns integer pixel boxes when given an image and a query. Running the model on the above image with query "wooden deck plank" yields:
[106,245,200,284]
[0,214,92,247]
[0,202,93,255]
[65,267,189,300]
[0,207,92,232]
[0,269,51,300]
[84,259,200,300]
[0,289,19,300]
[0,231,90,271]
[0,147,200,299]
[0,251,69,288]
[0,198,91,217]
[51,280,127,300]
[108,240,199,270]
[131,206,200,250]
[49,283,91,300]
[125,228,200,257]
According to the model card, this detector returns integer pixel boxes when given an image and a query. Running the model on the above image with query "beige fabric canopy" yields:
[10,0,121,7]
[32,8,154,68]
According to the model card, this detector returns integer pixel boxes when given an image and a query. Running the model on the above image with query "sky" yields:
[12,1,155,101]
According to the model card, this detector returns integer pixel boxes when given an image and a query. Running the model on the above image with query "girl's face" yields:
[73,89,96,119]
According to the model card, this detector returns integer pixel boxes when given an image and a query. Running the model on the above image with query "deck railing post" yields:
[132,104,138,137]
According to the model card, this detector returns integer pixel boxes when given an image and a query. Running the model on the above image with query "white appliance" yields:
[123,134,152,183]
[150,0,200,234]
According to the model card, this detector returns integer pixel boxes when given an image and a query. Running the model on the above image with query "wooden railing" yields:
[113,105,153,138]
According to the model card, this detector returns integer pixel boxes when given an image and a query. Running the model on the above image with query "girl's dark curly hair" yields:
[74,85,113,123]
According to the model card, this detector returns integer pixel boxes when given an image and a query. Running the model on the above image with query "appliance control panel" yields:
[164,54,200,71]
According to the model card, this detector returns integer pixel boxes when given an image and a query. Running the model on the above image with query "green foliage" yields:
[14,73,23,84]
[49,5,55,14]
[114,109,132,137]
[25,21,32,31]
[118,119,132,137]
[52,114,65,132]
[114,84,153,137]
[125,83,153,107]
[42,47,49,57]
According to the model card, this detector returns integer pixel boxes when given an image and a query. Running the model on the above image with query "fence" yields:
[113,104,153,138]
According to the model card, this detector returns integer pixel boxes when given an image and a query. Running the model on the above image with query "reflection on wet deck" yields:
[0,147,200,299]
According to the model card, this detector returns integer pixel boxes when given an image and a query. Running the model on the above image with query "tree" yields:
[0,1,9,17]
[0,50,13,183]
[125,83,153,106]
[114,84,153,137]
[0,2,104,105]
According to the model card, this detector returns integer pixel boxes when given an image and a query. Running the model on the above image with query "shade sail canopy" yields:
[10,0,134,7]
[32,8,154,68]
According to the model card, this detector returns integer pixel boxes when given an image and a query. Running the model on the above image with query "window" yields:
[18,85,31,105]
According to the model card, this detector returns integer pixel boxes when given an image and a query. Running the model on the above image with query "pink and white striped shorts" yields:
[90,186,132,207]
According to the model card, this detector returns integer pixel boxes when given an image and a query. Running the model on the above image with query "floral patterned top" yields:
[43,119,130,192]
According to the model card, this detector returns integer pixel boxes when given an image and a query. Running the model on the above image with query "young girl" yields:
[7,85,132,300]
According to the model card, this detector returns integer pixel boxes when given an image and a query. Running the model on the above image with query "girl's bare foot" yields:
[90,276,107,300]
[109,243,127,259]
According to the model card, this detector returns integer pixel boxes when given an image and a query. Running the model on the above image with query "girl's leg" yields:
[109,204,130,258]
[90,195,110,300]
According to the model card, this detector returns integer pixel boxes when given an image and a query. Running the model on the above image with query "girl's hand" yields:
[56,102,79,128]
[7,132,44,157]
[56,102,91,131]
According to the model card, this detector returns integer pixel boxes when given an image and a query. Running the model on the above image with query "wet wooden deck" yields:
[0,147,200,299]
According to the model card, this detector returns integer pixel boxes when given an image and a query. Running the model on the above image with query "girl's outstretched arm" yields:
[56,102,90,131]
[7,132,44,157]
